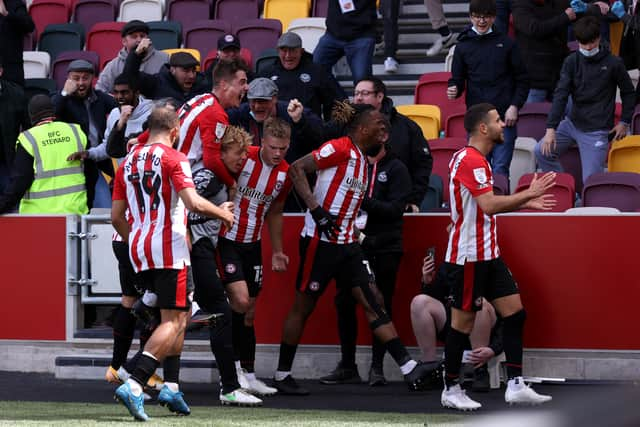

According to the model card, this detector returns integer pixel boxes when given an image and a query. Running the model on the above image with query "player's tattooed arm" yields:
[289,153,319,210]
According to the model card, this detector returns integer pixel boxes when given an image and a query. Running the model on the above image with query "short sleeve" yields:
[112,163,127,201]
[275,174,293,203]
[456,155,493,197]
[312,139,351,170]
[169,152,195,193]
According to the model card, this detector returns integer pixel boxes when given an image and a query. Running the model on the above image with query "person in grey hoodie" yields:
[95,20,169,94]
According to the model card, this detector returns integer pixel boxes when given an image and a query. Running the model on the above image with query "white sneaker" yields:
[441,384,482,411]
[237,367,251,390]
[219,388,263,406]
[246,377,278,396]
[384,57,399,73]
[505,377,552,405]
[427,33,457,57]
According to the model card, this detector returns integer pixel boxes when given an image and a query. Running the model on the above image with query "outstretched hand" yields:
[528,172,556,198]
[524,194,557,211]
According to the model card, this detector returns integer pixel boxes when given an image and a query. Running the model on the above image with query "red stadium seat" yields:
[515,172,575,212]
[444,108,466,137]
[429,137,467,203]
[29,0,71,40]
[414,71,466,132]
[86,21,126,70]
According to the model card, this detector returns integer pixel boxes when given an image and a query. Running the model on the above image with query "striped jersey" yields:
[112,143,195,272]
[224,146,292,243]
[301,137,368,244]
[177,93,235,187]
[445,146,499,265]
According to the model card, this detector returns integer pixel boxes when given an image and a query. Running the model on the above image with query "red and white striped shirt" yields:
[445,146,499,265]
[177,93,235,187]
[301,137,367,244]
[112,143,195,272]
[224,146,292,243]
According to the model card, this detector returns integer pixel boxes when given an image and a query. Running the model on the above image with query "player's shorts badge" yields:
[225,263,237,274]
[309,281,320,292]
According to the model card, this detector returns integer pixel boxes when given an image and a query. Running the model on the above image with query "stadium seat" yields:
[565,206,620,214]
[24,77,57,100]
[312,0,327,16]
[234,19,283,68]
[73,0,116,35]
[493,173,509,195]
[38,23,85,63]
[147,20,182,50]
[444,109,465,137]
[287,17,326,53]
[118,0,163,22]
[263,0,310,31]
[52,50,100,90]
[614,102,622,125]
[414,72,466,132]
[608,135,640,173]
[24,31,37,51]
[517,102,551,140]
[29,0,71,40]
[395,104,441,140]
[23,51,51,79]
[631,105,640,135]
[509,137,537,194]
[420,173,443,212]
[515,172,575,212]
[215,0,260,26]
[87,22,126,70]
[184,20,231,61]
[162,48,201,66]
[429,137,466,203]
[610,21,623,56]
[582,172,640,212]
[167,0,211,26]
[254,48,279,74]
[559,144,583,194]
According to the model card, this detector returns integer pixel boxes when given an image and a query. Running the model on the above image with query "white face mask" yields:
[579,47,599,57]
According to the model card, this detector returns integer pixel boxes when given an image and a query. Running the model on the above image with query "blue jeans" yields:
[534,118,608,184]
[487,125,516,177]
[92,173,112,209]
[313,32,375,85]
[526,88,551,103]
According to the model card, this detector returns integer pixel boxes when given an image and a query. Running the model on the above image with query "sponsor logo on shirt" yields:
[237,185,274,203]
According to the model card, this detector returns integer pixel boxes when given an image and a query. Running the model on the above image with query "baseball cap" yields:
[277,32,302,49]
[121,20,149,37]
[218,34,241,50]
[247,78,278,100]
[169,52,199,68]
[67,59,95,74]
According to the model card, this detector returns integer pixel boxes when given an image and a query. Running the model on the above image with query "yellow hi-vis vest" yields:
[17,121,89,215]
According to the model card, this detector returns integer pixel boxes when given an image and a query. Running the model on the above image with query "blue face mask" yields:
[579,47,599,57]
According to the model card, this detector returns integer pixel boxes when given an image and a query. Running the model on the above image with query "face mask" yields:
[579,47,599,57]
[366,143,383,157]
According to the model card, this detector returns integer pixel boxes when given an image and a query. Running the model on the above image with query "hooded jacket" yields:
[449,26,529,115]
[96,47,169,93]
[325,0,377,41]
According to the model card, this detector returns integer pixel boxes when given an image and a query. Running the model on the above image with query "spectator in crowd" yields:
[124,48,209,104]
[424,0,458,56]
[411,253,503,392]
[96,20,169,94]
[448,0,529,178]
[571,0,616,46]
[512,0,576,103]
[0,0,34,87]
[259,32,344,121]
[381,0,401,72]
[313,0,377,85]
[0,95,88,214]
[0,56,29,194]
[53,59,118,208]
[204,34,254,90]
[349,77,432,212]
[495,0,512,35]
[319,133,412,387]
[611,0,640,84]
[536,16,635,185]
[441,103,555,411]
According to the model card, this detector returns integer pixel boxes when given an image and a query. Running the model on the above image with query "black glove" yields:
[310,206,339,239]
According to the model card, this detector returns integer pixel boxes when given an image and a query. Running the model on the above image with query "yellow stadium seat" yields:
[610,21,623,56]
[395,104,441,140]
[162,48,202,70]
[608,135,640,173]
[263,0,310,32]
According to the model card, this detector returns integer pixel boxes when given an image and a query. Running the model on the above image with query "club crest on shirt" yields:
[318,143,335,158]
[299,73,311,83]
[215,123,227,140]
[275,180,284,191]
[474,297,483,308]
[473,167,487,184]
[377,171,387,182]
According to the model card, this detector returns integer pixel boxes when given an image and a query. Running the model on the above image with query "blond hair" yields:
[263,117,291,140]
[220,125,252,152]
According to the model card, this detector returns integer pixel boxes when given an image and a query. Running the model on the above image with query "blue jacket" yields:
[449,27,529,115]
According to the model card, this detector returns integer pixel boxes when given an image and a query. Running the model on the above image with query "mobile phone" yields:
[426,246,436,260]
[462,350,472,364]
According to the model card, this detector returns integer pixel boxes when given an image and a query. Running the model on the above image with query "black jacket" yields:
[0,79,29,168]
[512,0,572,92]
[547,49,635,131]
[449,27,529,115]
[0,0,34,87]
[227,100,324,164]
[258,52,345,120]
[617,0,640,99]
[326,0,377,41]
[123,50,209,104]
[360,150,411,254]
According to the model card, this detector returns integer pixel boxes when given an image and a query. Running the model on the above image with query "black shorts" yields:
[443,257,519,312]
[138,265,194,311]
[112,240,143,297]
[295,236,370,298]
[217,237,263,297]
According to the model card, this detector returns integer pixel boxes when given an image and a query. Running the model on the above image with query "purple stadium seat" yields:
[631,105,640,135]
[167,0,211,25]
[414,72,466,131]
[73,0,117,35]
[559,144,583,194]
[24,31,36,51]
[493,173,510,195]
[582,172,640,212]
[312,0,327,16]
[184,20,231,61]
[516,172,575,212]
[429,137,467,203]
[234,19,283,67]
[51,50,100,90]
[445,110,465,137]
[215,0,259,26]
[517,102,551,140]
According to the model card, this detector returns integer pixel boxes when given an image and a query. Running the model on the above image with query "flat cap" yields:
[67,59,94,74]
[169,52,199,68]
[277,32,302,49]
[121,20,149,37]
[247,77,278,100]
